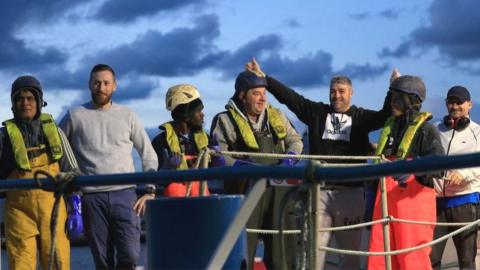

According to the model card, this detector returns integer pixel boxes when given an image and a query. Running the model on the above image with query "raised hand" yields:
[245,58,266,77]
[390,68,401,84]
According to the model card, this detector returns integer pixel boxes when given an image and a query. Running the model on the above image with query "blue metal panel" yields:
[146,195,247,269]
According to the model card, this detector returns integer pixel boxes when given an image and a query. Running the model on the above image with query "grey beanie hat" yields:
[389,75,426,102]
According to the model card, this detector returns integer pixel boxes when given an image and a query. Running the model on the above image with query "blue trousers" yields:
[82,188,141,270]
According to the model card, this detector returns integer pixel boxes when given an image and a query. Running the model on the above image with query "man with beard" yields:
[59,64,158,269]
[430,86,480,270]
[210,70,303,269]
[152,84,218,196]
[246,59,391,269]
[0,75,78,269]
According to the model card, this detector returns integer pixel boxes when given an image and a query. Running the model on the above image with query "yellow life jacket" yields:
[227,105,287,150]
[161,122,209,170]
[3,113,63,179]
[376,112,432,159]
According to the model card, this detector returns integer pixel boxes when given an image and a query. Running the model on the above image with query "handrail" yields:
[1,151,480,190]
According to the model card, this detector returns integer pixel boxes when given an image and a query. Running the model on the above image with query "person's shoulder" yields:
[431,119,444,129]
[469,118,480,128]
[212,111,229,121]
[67,102,92,115]
[152,129,167,142]
[467,119,480,134]
[421,120,439,135]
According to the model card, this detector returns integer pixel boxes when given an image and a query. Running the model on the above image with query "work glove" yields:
[279,151,299,167]
[233,158,256,166]
[162,149,183,169]
[66,194,83,239]
[208,137,226,167]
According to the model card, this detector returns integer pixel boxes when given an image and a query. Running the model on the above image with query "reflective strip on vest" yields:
[227,105,287,150]
[161,122,209,170]
[375,112,432,159]
[3,113,63,171]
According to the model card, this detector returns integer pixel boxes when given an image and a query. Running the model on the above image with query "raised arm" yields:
[246,58,326,124]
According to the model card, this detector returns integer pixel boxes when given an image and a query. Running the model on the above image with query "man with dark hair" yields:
[0,75,78,269]
[59,64,158,269]
[246,59,392,269]
[152,84,222,196]
[430,86,480,270]
[210,70,303,269]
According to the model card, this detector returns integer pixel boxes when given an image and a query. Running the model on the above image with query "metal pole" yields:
[200,148,209,196]
[380,176,392,270]
[310,183,320,270]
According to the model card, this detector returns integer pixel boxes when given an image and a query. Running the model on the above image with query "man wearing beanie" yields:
[368,74,444,270]
[152,84,221,196]
[210,70,303,269]
[59,64,158,269]
[430,86,480,269]
[0,75,78,269]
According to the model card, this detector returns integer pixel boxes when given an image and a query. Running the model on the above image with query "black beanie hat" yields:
[11,75,46,118]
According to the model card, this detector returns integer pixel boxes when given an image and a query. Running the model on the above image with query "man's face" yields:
[446,97,472,119]
[390,91,405,117]
[14,89,37,121]
[89,70,116,107]
[329,83,353,113]
[241,87,267,116]
[187,109,205,131]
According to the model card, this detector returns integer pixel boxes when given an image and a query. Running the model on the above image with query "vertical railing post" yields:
[311,182,321,270]
[200,148,209,196]
[379,175,392,270]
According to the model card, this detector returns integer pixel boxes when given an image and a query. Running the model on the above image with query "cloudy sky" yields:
[1,0,479,136]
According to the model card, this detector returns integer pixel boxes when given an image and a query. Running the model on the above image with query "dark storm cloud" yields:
[378,9,398,20]
[95,0,206,23]
[81,15,222,78]
[335,63,389,81]
[215,33,387,89]
[0,1,82,71]
[284,18,301,28]
[378,42,412,58]
[351,9,399,21]
[379,0,480,66]
[38,14,224,101]
[351,12,370,21]
[410,0,480,61]
[215,34,283,78]
[261,51,333,88]
[114,75,158,101]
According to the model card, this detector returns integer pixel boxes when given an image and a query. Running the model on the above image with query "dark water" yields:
[0,244,147,270]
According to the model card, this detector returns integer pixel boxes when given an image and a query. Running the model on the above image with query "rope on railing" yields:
[246,216,478,235]
[213,150,386,161]
[316,219,480,257]
[390,217,475,227]
[246,229,302,235]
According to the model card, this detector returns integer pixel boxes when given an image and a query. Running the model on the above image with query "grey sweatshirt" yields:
[59,101,158,193]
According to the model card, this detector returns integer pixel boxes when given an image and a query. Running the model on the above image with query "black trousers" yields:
[430,202,478,270]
